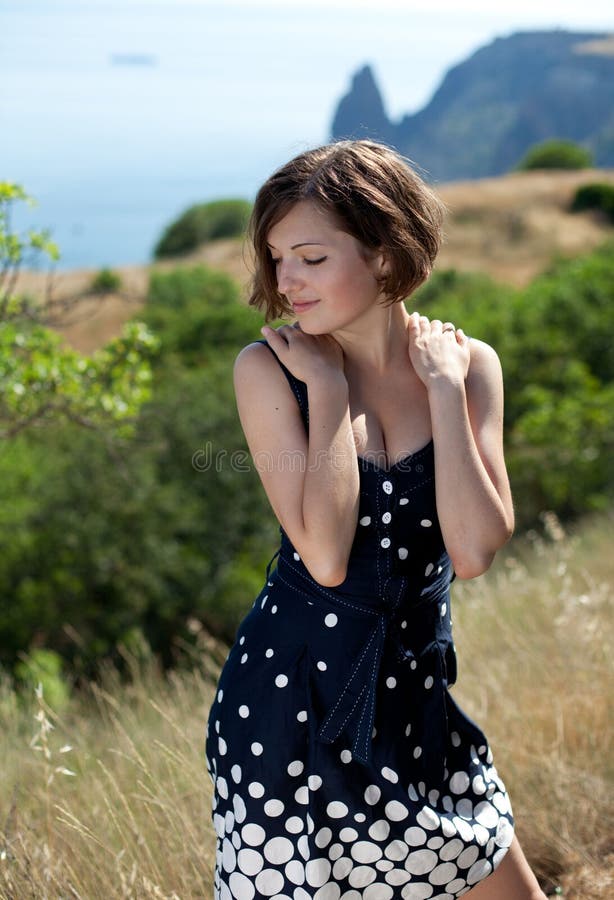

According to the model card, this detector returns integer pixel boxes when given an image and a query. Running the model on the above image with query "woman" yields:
[205,141,546,900]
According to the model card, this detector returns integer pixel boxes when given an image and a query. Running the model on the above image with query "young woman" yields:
[206,141,546,900]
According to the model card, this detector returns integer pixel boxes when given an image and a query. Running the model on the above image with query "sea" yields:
[3,0,611,270]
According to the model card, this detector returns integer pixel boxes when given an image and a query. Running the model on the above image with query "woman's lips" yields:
[292,300,320,313]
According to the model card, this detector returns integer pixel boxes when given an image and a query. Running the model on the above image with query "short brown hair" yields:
[247,140,445,321]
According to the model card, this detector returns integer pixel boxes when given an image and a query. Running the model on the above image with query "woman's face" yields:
[266,201,386,334]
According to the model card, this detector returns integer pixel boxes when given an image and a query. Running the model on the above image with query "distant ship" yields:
[110,54,157,67]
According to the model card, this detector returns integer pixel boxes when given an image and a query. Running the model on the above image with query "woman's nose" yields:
[276,260,303,294]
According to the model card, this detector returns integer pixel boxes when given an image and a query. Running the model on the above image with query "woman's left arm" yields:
[408,314,514,579]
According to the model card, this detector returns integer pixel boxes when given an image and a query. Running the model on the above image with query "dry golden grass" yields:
[13,169,614,355]
[0,512,612,898]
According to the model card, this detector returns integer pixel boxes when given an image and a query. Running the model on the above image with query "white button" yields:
[380,538,391,549]
[382,512,392,524]
[382,481,393,494]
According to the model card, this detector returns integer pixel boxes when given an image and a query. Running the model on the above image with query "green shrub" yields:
[14,648,70,711]
[515,139,593,171]
[154,199,252,259]
[570,182,614,223]
[89,267,123,294]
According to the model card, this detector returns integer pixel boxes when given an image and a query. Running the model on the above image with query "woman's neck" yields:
[331,300,411,375]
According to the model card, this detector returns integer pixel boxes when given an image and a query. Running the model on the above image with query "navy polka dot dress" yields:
[205,345,514,899]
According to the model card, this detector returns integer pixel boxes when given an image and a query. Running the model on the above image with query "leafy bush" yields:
[570,182,614,223]
[88,267,123,294]
[154,199,252,259]
[515,139,593,171]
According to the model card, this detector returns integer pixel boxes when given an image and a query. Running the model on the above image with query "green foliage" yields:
[14,649,70,711]
[570,182,614,223]
[0,183,158,439]
[89,266,123,294]
[515,139,593,171]
[154,198,252,259]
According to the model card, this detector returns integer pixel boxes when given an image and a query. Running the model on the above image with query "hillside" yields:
[331,31,614,181]
[14,168,614,354]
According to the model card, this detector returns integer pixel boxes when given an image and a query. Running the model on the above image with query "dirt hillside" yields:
[13,168,614,354]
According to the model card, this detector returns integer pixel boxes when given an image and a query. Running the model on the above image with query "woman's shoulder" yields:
[468,336,503,376]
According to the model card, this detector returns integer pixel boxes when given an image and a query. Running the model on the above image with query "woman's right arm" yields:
[233,335,360,586]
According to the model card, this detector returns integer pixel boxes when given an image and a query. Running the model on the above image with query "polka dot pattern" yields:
[206,411,515,899]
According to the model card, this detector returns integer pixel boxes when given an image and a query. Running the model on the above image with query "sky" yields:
[2,0,613,267]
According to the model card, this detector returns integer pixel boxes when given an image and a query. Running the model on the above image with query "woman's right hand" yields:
[261,323,345,385]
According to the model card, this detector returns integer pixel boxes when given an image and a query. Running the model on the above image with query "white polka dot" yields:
[328,843,344,861]
[285,816,304,834]
[298,835,310,860]
[264,836,294,865]
[405,848,438,875]
[495,818,514,849]
[231,764,242,783]
[248,781,265,798]
[327,801,349,818]
[382,481,393,494]
[423,675,434,690]
[285,859,305,884]
[233,795,247,823]
[305,858,332,888]
[237,848,264,877]
[473,823,490,846]
[441,818,456,838]
[384,840,409,861]
[354,812,366,823]
[416,807,440,831]
[440,838,464,861]
[265,648,274,658]
[349,865,377,887]
[297,710,308,722]
[241,653,248,664]
[386,869,411,886]
[294,889,311,900]
[413,746,422,759]
[239,636,245,645]
[333,857,353,879]
[288,760,304,776]
[407,784,419,802]
[218,737,228,755]
[264,799,284,817]
[453,816,475,842]
[467,858,493,885]
[317,660,327,671]
[382,512,392,524]
[275,674,288,688]
[315,827,333,848]
[255,867,284,896]
[222,837,237,873]
[315,884,341,900]
[493,791,511,815]
[401,620,407,629]
[456,798,473,820]
[458,846,480,869]
[364,784,381,805]
[404,826,427,847]
[364,885,393,900]
[381,766,399,783]
[295,786,309,804]
[224,810,235,834]
[260,596,268,609]
[405,722,412,736]
[428,789,440,806]
[339,827,358,843]
[440,603,447,617]
[385,801,409,822]
[449,771,470,794]
[474,800,499,829]
[250,742,263,756]
[420,519,432,528]
[351,841,382,864]
[386,676,397,688]
[293,552,300,561]
[400,885,433,899]
[427,836,443,850]
[425,563,434,577]
[308,774,323,790]
[398,547,409,560]
[340,749,352,763]
[217,689,224,702]
[239,705,250,718]
[429,861,458,885]
[360,516,371,526]
[451,731,461,747]
[448,878,468,894]
[325,613,338,627]
[399,498,409,506]
[241,823,266,846]
[229,870,256,899]
[217,776,229,799]
[271,605,278,614]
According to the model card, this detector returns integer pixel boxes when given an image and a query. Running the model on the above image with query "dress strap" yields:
[255,338,309,433]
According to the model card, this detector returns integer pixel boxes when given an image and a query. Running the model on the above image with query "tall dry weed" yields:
[0,513,612,898]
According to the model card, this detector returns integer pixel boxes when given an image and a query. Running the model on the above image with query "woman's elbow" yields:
[451,525,514,580]
[303,555,348,588]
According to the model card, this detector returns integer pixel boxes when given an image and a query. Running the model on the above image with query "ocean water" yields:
[3,0,611,270]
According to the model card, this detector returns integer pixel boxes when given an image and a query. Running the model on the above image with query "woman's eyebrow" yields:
[266,241,326,251]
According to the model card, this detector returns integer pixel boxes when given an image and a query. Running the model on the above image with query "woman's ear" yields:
[373,250,390,280]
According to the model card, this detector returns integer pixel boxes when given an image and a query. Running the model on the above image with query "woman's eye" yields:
[304,256,327,266]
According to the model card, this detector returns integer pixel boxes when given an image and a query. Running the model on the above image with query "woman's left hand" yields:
[407,312,470,388]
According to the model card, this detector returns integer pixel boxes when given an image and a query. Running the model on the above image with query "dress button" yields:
[382,512,392,524]
[382,480,393,494]
[380,537,391,549]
